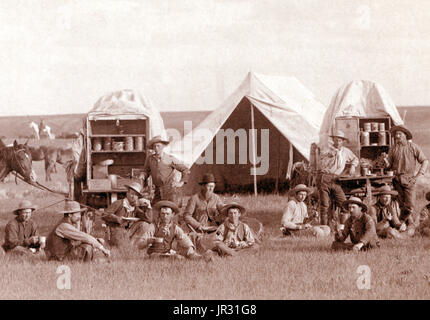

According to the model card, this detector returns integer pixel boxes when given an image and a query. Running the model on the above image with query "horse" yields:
[0,140,37,182]
[42,125,55,140]
[29,121,40,140]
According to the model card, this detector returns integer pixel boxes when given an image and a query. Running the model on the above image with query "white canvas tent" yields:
[319,80,404,147]
[170,72,327,195]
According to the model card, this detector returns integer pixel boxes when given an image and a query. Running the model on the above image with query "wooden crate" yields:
[88,179,111,190]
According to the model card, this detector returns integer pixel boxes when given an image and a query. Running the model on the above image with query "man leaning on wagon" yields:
[318,130,359,228]
[141,135,190,204]
[383,125,428,231]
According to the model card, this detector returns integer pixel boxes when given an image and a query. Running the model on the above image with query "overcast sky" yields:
[0,0,429,116]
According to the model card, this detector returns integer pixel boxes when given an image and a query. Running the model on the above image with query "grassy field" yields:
[1,107,430,300]
[0,154,430,300]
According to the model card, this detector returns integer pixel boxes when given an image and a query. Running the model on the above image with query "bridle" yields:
[11,147,33,181]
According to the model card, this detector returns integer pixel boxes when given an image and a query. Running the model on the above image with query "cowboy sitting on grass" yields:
[2,200,45,257]
[136,200,202,260]
[280,184,331,237]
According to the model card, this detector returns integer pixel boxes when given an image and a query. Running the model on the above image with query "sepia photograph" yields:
[0,0,429,308]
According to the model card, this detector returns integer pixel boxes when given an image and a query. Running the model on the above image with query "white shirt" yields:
[281,199,308,229]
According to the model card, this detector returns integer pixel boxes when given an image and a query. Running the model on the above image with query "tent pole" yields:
[250,103,258,196]
[275,134,280,194]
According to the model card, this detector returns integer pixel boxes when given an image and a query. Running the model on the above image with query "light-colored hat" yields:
[13,200,37,214]
[293,184,312,194]
[390,125,412,140]
[342,196,367,212]
[124,181,143,197]
[147,135,170,149]
[330,130,349,142]
[153,200,180,214]
[59,200,85,214]
[375,185,398,196]
[220,202,246,216]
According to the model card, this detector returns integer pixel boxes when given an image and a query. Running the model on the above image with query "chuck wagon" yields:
[310,80,405,207]
[70,90,166,209]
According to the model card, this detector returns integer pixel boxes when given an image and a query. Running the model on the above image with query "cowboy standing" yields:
[318,130,359,227]
[281,184,331,237]
[136,200,201,259]
[45,200,110,262]
[368,185,407,239]
[384,125,428,229]
[2,200,44,256]
[101,182,152,248]
[331,197,379,251]
[141,135,190,204]
[213,202,257,256]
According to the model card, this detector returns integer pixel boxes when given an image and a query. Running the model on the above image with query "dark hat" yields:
[342,196,367,212]
[199,173,216,185]
[124,181,143,197]
[425,191,430,202]
[154,200,180,214]
[330,130,349,142]
[220,202,246,216]
[13,200,37,214]
[390,125,412,140]
[59,200,85,214]
[147,135,170,149]
[375,185,398,196]
[293,184,312,194]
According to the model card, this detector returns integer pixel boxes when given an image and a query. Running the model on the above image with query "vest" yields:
[147,223,177,254]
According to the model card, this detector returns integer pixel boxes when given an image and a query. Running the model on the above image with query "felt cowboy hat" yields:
[342,196,367,212]
[124,181,143,197]
[13,200,37,214]
[153,200,180,214]
[374,185,398,196]
[389,125,413,140]
[199,173,216,185]
[293,184,312,194]
[329,130,349,142]
[59,200,85,214]
[147,135,170,149]
[220,202,246,216]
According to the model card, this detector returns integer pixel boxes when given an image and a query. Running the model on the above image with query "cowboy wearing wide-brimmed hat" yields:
[389,125,413,140]
[141,135,190,204]
[2,200,41,255]
[147,135,170,149]
[101,180,152,248]
[212,201,257,256]
[318,129,359,228]
[281,184,330,238]
[331,196,379,252]
[368,185,407,239]
[135,200,201,260]
[184,173,224,235]
[384,124,428,229]
[329,130,349,142]
[44,200,110,262]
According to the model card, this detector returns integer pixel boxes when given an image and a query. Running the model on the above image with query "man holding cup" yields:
[331,197,379,251]
[2,200,45,256]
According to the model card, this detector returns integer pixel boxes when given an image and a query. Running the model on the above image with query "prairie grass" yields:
[0,143,429,299]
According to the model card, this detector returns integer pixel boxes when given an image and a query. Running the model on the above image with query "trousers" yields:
[318,174,346,226]
[393,177,417,227]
